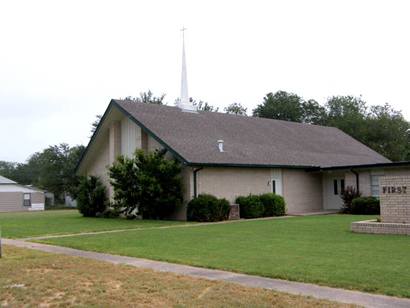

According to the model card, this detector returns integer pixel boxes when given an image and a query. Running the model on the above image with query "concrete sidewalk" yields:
[4,239,410,308]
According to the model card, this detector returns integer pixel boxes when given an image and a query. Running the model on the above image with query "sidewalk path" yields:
[4,239,410,308]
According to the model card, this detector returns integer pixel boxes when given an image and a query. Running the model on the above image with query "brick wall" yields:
[379,176,410,223]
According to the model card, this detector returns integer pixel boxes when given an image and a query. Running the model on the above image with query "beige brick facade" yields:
[283,169,322,213]
[379,176,410,223]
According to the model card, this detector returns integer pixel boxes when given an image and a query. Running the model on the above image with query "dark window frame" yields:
[272,180,276,194]
[23,193,31,207]
[333,179,338,195]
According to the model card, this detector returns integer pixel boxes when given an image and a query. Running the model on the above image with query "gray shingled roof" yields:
[0,175,17,184]
[113,100,390,168]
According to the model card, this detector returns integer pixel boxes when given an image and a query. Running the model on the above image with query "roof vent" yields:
[217,140,224,152]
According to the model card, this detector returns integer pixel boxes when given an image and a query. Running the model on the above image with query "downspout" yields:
[351,169,359,192]
[193,167,203,198]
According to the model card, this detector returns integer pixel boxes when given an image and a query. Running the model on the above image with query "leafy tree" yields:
[91,90,166,134]
[109,149,182,219]
[189,98,219,112]
[364,104,410,161]
[77,176,108,217]
[324,95,368,140]
[224,102,247,115]
[124,90,166,105]
[90,114,102,134]
[301,99,327,125]
[253,91,303,122]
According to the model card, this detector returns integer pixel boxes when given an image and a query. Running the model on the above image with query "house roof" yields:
[104,100,390,169]
[0,175,17,184]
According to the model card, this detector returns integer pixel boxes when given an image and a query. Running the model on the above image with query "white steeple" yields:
[178,27,197,112]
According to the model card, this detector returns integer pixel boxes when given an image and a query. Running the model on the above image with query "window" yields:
[370,173,383,197]
[341,179,345,194]
[272,180,276,194]
[333,179,338,195]
[23,193,31,207]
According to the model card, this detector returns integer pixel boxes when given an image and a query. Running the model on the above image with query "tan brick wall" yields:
[197,167,272,204]
[283,169,322,213]
[380,176,410,223]
[351,220,410,235]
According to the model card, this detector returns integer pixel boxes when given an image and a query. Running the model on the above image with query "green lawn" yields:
[0,210,186,238]
[38,215,410,298]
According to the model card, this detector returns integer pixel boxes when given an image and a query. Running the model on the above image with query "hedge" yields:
[351,197,380,215]
[236,193,286,219]
[187,194,230,222]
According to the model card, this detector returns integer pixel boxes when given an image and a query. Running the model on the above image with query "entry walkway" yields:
[4,239,410,308]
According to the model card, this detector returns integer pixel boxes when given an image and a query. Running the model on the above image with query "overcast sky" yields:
[1,0,409,163]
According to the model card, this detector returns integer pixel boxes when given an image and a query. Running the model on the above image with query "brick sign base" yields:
[351,176,410,236]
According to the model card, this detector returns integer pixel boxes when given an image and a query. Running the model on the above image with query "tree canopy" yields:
[253,91,410,161]
[0,144,85,202]
[224,102,247,115]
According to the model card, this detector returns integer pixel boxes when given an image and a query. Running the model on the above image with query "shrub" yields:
[235,195,264,218]
[77,176,108,217]
[187,194,230,222]
[109,149,183,219]
[351,197,380,215]
[341,186,361,213]
[259,193,286,216]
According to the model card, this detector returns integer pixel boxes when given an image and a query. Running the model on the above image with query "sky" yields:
[1,0,409,163]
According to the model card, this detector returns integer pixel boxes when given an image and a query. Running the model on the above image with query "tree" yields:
[90,115,102,134]
[109,149,182,219]
[190,98,219,112]
[91,90,167,134]
[224,102,247,115]
[253,91,303,122]
[77,176,108,217]
[301,99,327,125]
[364,104,410,161]
[124,90,166,105]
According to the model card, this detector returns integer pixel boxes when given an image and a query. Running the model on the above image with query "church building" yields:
[76,30,410,219]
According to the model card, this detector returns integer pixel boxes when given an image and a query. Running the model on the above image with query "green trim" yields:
[187,162,318,170]
[317,161,410,172]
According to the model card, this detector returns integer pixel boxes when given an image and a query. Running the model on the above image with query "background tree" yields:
[91,90,166,133]
[124,90,166,105]
[301,99,327,125]
[253,91,303,122]
[189,98,219,112]
[224,102,247,115]
[0,144,85,202]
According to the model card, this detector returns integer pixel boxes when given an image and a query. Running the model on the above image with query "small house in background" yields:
[0,175,45,212]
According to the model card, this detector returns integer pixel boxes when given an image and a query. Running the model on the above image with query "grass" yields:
[0,210,186,238]
[0,246,353,307]
[38,215,410,298]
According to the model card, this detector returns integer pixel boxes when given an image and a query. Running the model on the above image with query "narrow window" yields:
[341,179,345,194]
[272,180,276,194]
[333,179,338,195]
[23,193,31,207]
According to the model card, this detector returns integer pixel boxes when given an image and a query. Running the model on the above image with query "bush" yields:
[77,176,108,217]
[351,197,380,215]
[341,186,361,213]
[259,193,286,216]
[187,194,230,222]
[235,195,264,218]
[109,149,183,219]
